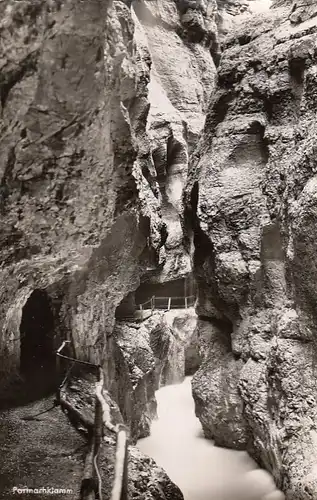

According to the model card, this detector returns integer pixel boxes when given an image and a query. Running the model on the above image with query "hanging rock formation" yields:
[184,1,317,498]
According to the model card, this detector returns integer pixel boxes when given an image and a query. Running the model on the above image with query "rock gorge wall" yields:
[0,0,203,449]
[0,1,208,497]
[185,1,317,498]
[0,0,163,381]
[133,0,218,283]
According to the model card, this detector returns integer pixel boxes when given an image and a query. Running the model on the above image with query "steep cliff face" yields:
[0,1,203,497]
[0,0,165,388]
[0,0,210,496]
[185,1,317,498]
[133,0,218,283]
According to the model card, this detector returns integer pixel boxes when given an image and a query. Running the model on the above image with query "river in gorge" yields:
[137,377,284,500]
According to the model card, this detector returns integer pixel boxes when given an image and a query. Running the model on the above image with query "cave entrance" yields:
[20,289,56,392]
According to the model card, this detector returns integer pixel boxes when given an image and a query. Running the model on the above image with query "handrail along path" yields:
[56,342,128,500]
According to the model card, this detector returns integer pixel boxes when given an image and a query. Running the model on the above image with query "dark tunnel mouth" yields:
[20,289,57,395]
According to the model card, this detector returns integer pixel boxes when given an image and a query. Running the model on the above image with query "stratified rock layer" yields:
[185,2,317,499]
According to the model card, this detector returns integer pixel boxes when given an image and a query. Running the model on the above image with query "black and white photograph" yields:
[0,0,315,499]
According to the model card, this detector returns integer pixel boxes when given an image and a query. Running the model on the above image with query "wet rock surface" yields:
[112,309,198,440]
[184,1,317,498]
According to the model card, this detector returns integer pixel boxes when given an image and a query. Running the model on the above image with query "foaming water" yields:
[248,0,272,14]
[137,377,284,500]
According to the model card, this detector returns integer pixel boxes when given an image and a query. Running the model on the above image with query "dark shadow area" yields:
[198,315,234,354]
[135,276,196,306]
[0,289,59,409]
[20,289,56,380]
[184,344,202,376]
[115,292,136,320]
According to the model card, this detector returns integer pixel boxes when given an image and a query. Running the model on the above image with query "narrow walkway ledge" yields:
[0,396,86,500]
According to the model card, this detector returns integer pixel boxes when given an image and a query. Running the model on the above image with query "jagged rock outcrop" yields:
[133,0,218,283]
[185,1,317,498]
[112,308,198,440]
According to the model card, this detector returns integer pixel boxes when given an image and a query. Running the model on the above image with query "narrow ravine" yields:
[137,377,284,500]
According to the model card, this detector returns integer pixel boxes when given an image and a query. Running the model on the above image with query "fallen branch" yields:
[21,400,59,421]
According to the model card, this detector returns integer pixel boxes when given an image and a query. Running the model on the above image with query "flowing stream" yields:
[137,377,284,500]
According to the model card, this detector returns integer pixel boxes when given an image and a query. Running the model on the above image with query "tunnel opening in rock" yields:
[135,275,196,308]
[20,289,56,393]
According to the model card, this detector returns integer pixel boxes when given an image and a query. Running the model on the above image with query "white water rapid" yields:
[137,377,285,500]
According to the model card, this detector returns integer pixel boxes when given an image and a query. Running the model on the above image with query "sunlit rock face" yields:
[272,0,317,25]
[216,0,273,38]
[133,0,218,284]
[184,1,317,498]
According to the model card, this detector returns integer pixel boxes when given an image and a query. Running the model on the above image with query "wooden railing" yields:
[56,342,129,500]
[135,294,195,320]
